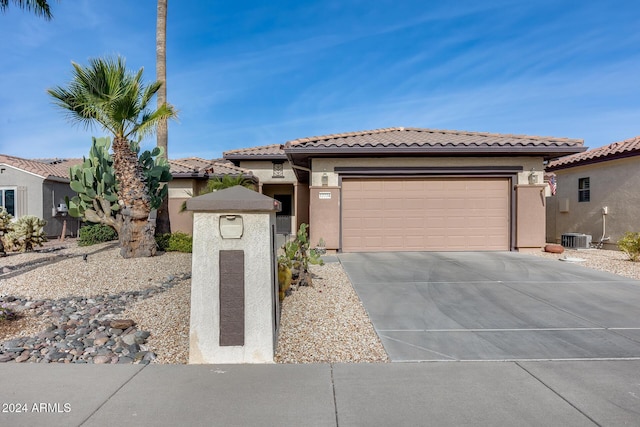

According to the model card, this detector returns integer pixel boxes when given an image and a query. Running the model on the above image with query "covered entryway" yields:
[341,178,510,252]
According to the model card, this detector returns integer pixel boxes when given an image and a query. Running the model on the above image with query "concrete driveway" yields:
[338,251,640,362]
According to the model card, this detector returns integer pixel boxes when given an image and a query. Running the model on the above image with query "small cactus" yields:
[0,207,13,255]
[6,215,47,252]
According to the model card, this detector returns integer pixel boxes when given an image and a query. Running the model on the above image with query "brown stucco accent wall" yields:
[309,186,340,250]
[295,183,310,230]
[515,184,547,250]
[169,197,192,234]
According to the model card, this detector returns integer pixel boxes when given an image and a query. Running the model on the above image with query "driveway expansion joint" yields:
[515,362,602,426]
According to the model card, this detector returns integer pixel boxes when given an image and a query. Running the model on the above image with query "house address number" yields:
[319,192,331,199]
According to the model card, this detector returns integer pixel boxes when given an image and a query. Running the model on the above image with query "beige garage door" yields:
[341,178,510,252]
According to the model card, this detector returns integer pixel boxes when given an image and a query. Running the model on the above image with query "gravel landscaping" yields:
[0,239,638,364]
[0,239,387,364]
[529,247,640,280]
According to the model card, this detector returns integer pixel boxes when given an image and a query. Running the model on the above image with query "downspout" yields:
[598,207,610,248]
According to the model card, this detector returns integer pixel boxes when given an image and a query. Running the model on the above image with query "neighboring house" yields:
[545,135,640,249]
[167,157,256,234]
[220,127,585,253]
[224,144,308,236]
[0,154,83,238]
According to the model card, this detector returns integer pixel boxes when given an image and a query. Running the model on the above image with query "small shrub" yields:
[78,224,118,246]
[155,233,171,251]
[156,232,192,253]
[618,232,640,262]
[0,305,17,322]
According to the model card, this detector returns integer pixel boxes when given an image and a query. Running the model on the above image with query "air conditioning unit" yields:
[561,233,592,249]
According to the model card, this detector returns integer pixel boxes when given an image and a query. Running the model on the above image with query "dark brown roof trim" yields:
[224,153,287,161]
[334,166,524,176]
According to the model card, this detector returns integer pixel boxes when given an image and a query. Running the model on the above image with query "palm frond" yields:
[48,55,177,142]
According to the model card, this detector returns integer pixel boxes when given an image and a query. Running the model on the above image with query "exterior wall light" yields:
[321,171,328,186]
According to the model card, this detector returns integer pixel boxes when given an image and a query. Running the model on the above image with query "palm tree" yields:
[205,175,256,193]
[155,0,171,234]
[0,0,53,19]
[48,56,176,258]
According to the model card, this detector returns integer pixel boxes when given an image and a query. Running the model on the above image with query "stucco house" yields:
[224,144,308,236]
[545,135,640,249]
[0,154,83,238]
[167,157,256,234]
[213,127,585,253]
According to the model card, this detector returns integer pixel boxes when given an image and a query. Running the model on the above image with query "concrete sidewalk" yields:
[2,360,639,426]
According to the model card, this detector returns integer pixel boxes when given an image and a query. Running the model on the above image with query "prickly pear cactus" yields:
[6,215,47,252]
[67,137,122,232]
[67,138,173,234]
[137,146,173,210]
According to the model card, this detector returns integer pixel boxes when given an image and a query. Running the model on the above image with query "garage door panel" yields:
[404,217,424,228]
[342,178,510,252]
[404,198,426,210]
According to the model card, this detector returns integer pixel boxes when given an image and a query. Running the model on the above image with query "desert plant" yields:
[315,237,327,255]
[0,304,17,322]
[6,215,47,252]
[0,207,13,255]
[277,262,293,302]
[155,232,192,253]
[155,233,171,251]
[67,137,120,231]
[48,55,177,258]
[78,224,118,246]
[618,232,640,262]
[67,137,172,251]
[279,223,323,288]
[137,145,173,211]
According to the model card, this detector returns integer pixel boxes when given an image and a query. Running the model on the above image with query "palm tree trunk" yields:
[112,136,157,258]
[155,0,171,235]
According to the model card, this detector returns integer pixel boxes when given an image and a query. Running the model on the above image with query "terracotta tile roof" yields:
[546,135,640,171]
[285,127,584,150]
[169,157,252,177]
[223,144,286,159]
[0,155,83,181]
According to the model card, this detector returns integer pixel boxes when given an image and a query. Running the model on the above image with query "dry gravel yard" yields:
[530,247,640,280]
[1,240,638,364]
[0,239,387,364]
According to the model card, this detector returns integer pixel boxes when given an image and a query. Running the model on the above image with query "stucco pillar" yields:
[515,184,547,251]
[187,186,280,363]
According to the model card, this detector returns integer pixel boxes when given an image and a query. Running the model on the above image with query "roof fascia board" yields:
[223,154,287,161]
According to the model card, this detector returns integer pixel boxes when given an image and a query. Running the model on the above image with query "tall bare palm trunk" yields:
[155,0,171,234]
[112,136,157,258]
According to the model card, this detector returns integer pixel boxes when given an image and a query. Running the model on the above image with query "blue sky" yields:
[1,0,639,160]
